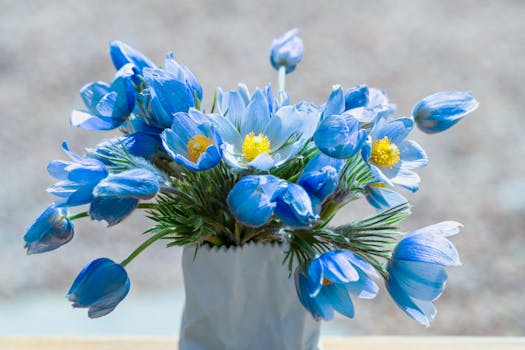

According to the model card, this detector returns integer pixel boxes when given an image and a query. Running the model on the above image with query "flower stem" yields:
[120,228,176,267]
[67,212,89,221]
[277,65,286,104]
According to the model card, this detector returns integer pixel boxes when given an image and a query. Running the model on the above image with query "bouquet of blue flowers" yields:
[24,29,478,325]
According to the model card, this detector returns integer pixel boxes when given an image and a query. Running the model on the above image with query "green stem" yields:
[120,228,175,267]
[67,212,89,221]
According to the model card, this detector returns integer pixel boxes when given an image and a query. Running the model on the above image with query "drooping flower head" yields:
[142,53,201,129]
[362,117,428,192]
[47,142,160,226]
[297,153,345,212]
[412,91,478,134]
[90,168,160,226]
[295,250,379,320]
[47,142,109,207]
[67,258,130,318]
[273,183,318,228]
[270,28,304,74]
[344,85,396,123]
[386,221,462,326]
[227,175,287,227]
[70,64,135,131]
[314,86,368,159]
[161,108,223,172]
[211,86,320,171]
[23,204,74,254]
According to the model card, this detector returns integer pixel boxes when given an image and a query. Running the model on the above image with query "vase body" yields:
[179,243,321,350]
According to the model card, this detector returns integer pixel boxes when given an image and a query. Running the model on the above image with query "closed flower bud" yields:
[270,29,304,73]
[67,258,130,318]
[24,204,74,254]
[412,91,479,134]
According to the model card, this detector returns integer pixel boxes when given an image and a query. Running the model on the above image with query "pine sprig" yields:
[331,203,411,278]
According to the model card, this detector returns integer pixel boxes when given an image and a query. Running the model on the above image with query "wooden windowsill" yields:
[0,336,523,349]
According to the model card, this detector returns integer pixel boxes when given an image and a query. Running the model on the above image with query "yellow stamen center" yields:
[322,277,332,286]
[187,135,214,163]
[242,132,271,161]
[370,137,400,168]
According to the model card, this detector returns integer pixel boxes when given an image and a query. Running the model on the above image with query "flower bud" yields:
[270,29,304,73]
[67,258,130,318]
[412,91,479,134]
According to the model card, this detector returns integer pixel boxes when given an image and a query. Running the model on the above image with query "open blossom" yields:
[362,117,428,192]
[161,109,223,171]
[210,86,320,171]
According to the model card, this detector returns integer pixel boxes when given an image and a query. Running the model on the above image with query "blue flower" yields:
[47,142,109,207]
[274,183,318,228]
[412,91,479,134]
[365,183,408,211]
[164,52,202,101]
[70,65,136,130]
[295,250,379,320]
[142,58,197,128]
[109,40,156,74]
[314,86,368,158]
[344,85,396,123]
[67,258,130,318]
[227,175,287,227]
[161,109,223,171]
[23,204,74,254]
[362,117,428,192]
[386,221,462,326]
[297,153,345,211]
[270,28,304,73]
[210,87,320,170]
[90,168,160,226]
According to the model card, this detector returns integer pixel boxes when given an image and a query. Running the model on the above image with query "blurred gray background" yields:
[1,0,523,336]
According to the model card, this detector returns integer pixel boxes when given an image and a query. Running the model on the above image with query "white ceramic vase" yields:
[179,243,321,350]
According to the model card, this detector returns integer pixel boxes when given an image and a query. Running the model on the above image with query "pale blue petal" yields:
[240,89,271,136]
[322,86,345,119]
[324,284,355,318]
[307,259,324,298]
[389,260,447,301]
[386,274,431,326]
[366,185,408,211]
[376,117,414,145]
[208,114,243,149]
[410,221,463,238]
[394,233,461,267]
[391,168,420,192]
[321,250,359,283]
[70,110,121,130]
[92,169,159,199]
[80,81,110,114]
[89,197,138,226]
[247,152,279,171]
[399,140,428,169]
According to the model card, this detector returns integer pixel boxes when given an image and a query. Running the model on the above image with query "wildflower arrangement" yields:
[24,29,478,325]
